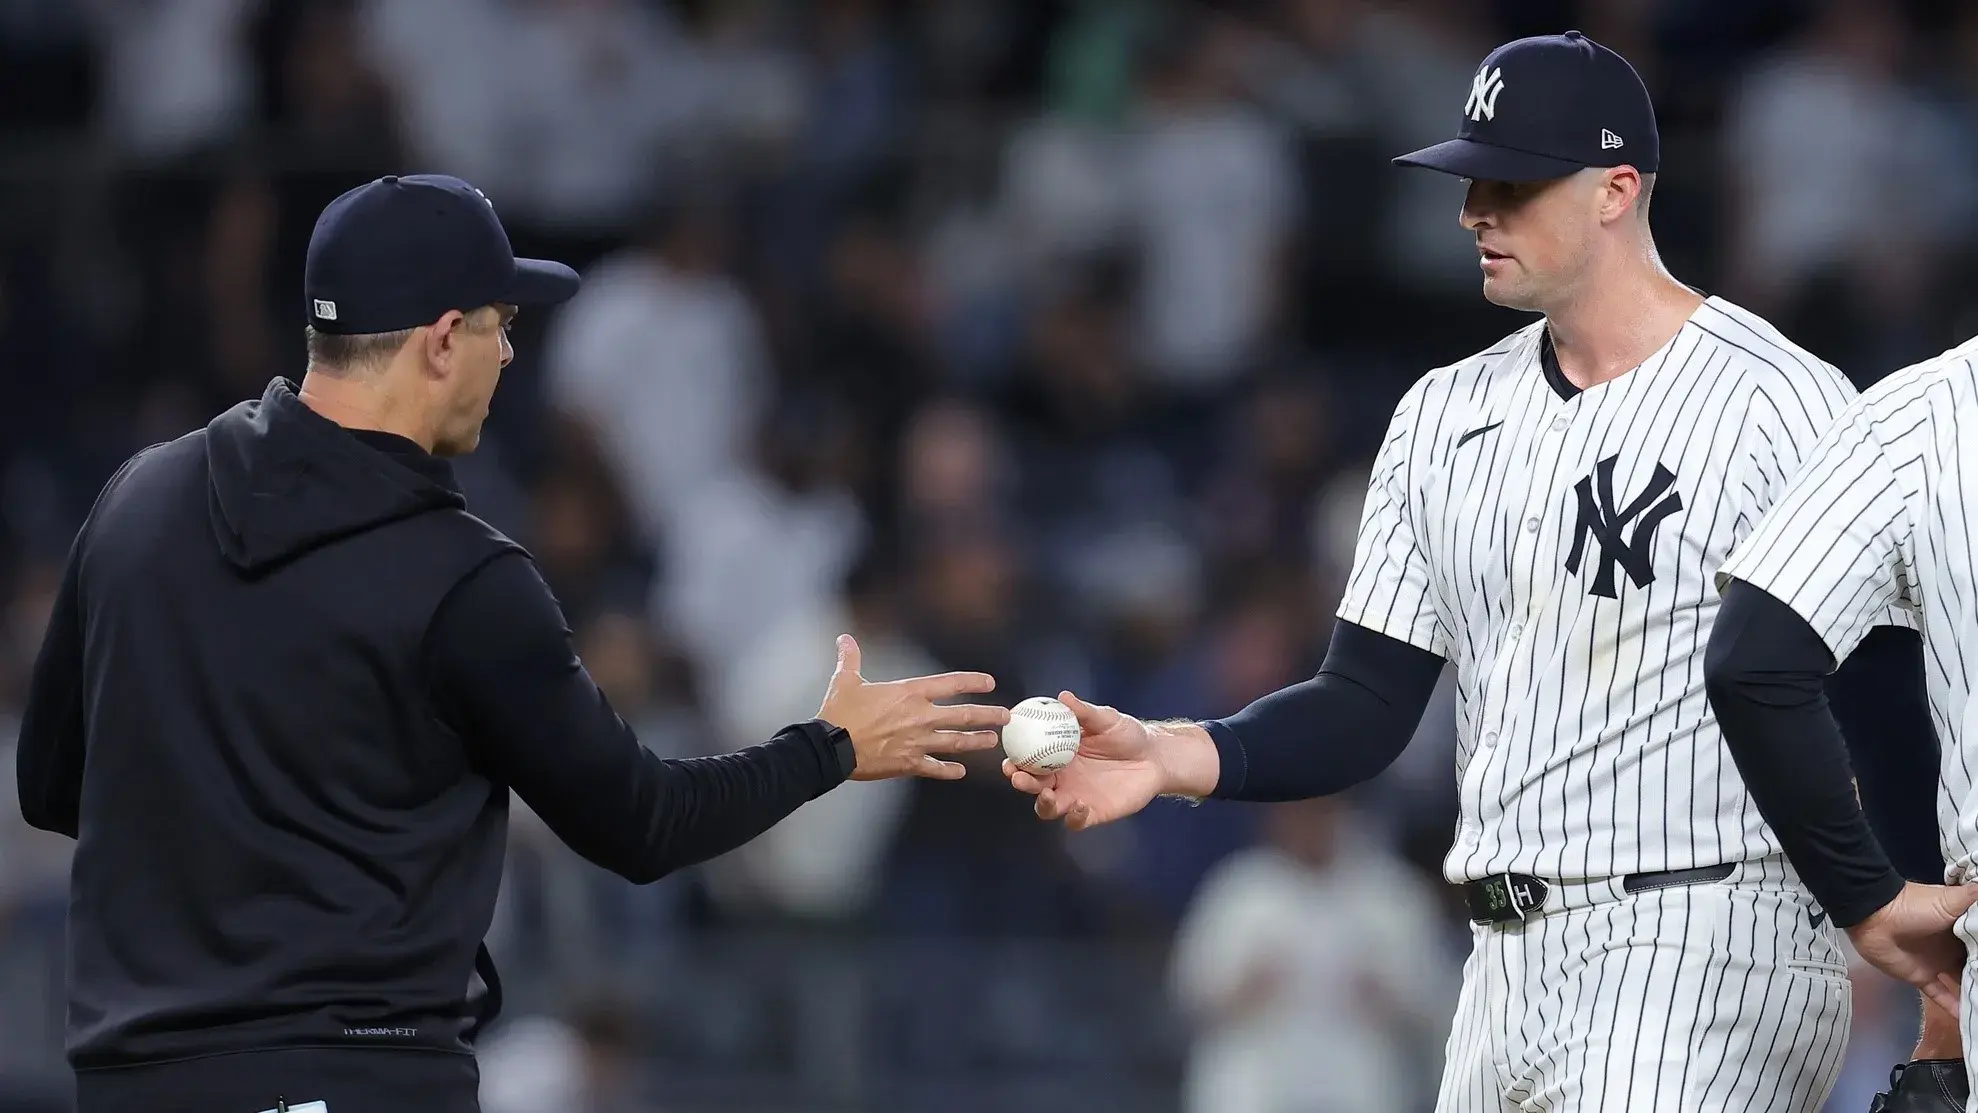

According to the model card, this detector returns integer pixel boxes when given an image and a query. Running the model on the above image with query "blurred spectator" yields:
[1355,0,1496,295]
[360,0,515,193]
[807,202,942,513]
[479,989,654,1113]
[257,0,404,166]
[1722,0,1960,374]
[701,547,935,925]
[1125,8,1297,391]
[546,187,769,542]
[85,0,259,160]
[500,0,711,238]
[1171,796,1456,1113]
[1197,370,1339,574]
[528,417,656,623]
[876,523,1104,938]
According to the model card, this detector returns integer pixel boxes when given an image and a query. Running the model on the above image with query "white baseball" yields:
[1002,696,1083,772]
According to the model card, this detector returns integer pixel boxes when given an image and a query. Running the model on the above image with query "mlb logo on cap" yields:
[1394,30,1659,183]
[303,173,579,335]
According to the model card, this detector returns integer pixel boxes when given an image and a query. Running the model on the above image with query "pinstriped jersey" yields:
[1339,296,1860,884]
[1717,341,1978,880]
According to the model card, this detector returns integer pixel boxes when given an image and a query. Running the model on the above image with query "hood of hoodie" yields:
[206,378,467,574]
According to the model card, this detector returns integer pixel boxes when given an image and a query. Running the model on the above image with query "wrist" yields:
[1839,870,1910,934]
[1150,719,1220,799]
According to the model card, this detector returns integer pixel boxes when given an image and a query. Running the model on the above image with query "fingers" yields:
[1004,760,1053,795]
[1059,690,1119,735]
[917,754,967,780]
[1034,787,1071,821]
[922,701,1012,731]
[1066,801,1096,831]
[923,730,1001,754]
[1938,882,1978,920]
[832,634,862,681]
[906,670,1000,700]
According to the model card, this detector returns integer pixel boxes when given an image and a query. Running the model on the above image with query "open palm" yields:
[1004,692,1168,830]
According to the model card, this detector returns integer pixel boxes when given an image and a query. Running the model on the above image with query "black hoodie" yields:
[17,378,850,1072]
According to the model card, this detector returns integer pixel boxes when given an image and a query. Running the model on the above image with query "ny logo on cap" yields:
[1466,64,1506,123]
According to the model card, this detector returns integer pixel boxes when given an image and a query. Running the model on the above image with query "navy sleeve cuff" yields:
[1202,718,1249,800]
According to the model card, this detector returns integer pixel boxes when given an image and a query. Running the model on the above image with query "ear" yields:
[1597,167,1642,225]
[421,310,469,378]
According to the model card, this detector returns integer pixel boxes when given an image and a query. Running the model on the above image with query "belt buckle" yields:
[1473,873,1550,924]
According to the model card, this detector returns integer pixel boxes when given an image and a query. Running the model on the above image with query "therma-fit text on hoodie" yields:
[15,378,849,1070]
[1339,296,1885,883]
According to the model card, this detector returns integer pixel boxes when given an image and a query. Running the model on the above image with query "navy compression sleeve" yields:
[1203,620,1445,801]
[1705,580,1907,927]
[1827,625,1942,882]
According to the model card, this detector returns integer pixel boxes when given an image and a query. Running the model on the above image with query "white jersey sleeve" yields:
[1337,377,1450,657]
[1718,396,1919,659]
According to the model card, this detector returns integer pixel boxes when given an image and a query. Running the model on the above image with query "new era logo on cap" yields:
[1601,129,1624,150]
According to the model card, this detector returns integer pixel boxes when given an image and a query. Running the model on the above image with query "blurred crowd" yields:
[1,0,1975,1110]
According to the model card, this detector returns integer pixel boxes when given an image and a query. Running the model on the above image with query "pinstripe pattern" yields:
[1723,338,1978,1108]
[1339,297,1859,883]
[1715,342,1978,889]
[1437,862,1851,1112]
[1336,296,1861,1112]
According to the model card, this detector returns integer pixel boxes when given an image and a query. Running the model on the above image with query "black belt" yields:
[1462,863,1738,925]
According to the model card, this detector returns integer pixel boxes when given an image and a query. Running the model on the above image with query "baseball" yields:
[1002,696,1083,772]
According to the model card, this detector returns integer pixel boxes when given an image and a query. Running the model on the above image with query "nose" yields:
[1460,180,1493,231]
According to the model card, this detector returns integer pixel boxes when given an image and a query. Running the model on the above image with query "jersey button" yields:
[1483,732,1498,748]
[1525,517,1541,533]
[1508,623,1523,640]
[1551,416,1569,432]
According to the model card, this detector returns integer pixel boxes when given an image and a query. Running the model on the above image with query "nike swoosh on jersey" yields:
[1455,421,1505,450]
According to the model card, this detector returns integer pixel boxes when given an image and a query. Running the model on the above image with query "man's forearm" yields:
[431,553,851,883]
[1192,621,1445,802]
[1704,580,1905,927]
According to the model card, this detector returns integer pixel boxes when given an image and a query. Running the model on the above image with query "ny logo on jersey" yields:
[1466,65,1506,122]
[1564,455,1683,598]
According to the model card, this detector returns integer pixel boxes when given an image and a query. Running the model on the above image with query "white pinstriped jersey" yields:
[1339,296,1860,884]
[1718,340,1978,879]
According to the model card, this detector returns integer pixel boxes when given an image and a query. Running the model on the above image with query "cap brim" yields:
[1392,138,1587,182]
[502,258,581,307]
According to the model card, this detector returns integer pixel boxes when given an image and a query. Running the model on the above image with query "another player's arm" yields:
[1706,397,1973,1009]
[1016,378,1449,823]
[429,553,1008,883]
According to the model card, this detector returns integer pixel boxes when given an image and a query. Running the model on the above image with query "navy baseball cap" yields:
[304,174,580,334]
[1394,31,1659,183]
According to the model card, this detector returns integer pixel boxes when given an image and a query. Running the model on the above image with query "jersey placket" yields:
[1460,390,1582,865]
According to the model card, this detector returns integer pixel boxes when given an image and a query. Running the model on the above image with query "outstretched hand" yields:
[818,635,1010,780]
[1003,691,1197,830]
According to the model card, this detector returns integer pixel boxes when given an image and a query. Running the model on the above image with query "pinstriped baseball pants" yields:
[1436,857,1852,1113]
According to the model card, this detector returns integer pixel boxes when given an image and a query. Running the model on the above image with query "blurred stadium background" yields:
[1,0,1974,1110]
